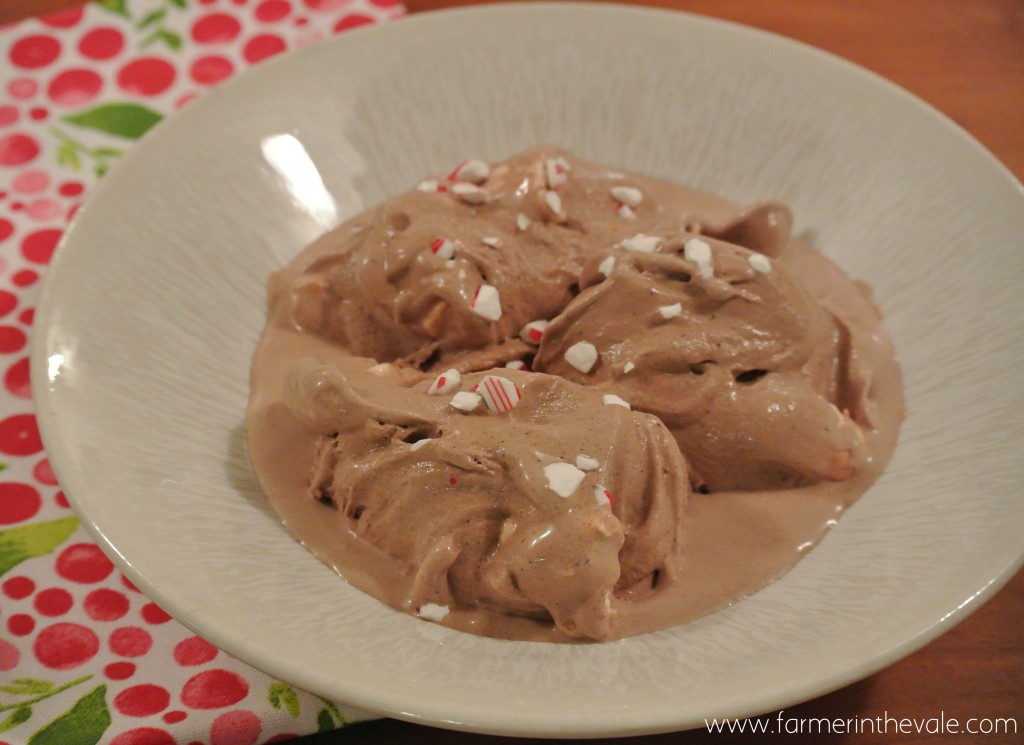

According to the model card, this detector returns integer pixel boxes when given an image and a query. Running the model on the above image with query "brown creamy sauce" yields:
[246,149,903,642]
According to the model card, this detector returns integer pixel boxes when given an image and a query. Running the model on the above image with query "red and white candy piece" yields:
[658,302,682,319]
[543,190,564,220]
[430,237,457,260]
[410,438,433,452]
[417,603,450,622]
[544,461,586,498]
[505,359,529,371]
[575,455,599,471]
[481,236,503,248]
[617,204,636,220]
[519,319,549,345]
[451,182,489,205]
[684,237,714,278]
[544,156,570,189]
[470,284,502,321]
[623,361,636,374]
[417,179,446,193]
[479,375,521,413]
[564,341,598,373]
[602,393,631,409]
[448,159,490,184]
[428,368,461,395]
[598,255,616,278]
[610,185,643,207]
[593,485,614,508]
[449,391,482,412]
[748,252,772,273]
[516,212,531,231]
[621,233,662,253]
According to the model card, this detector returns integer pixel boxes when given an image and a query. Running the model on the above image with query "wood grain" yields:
[2,1,1021,742]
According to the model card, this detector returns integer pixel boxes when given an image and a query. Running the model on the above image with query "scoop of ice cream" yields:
[284,358,689,640]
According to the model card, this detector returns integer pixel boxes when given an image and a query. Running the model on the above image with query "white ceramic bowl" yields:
[31,2,1024,737]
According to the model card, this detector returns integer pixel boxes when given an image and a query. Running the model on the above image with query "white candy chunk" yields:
[623,361,636,373]
[430,237,457,260]
[598,255,616,277]
[505,360,528,371]
[449,391,482,412]
[428,368,461,395]
[564,341,598,373]
[452,159,490,184]
[658,302,683,319]
[617,204,636,220]
[593,485,614,508]
[519,319,549,345]
[417,603,450,622]
[451,182,489,205]
[621,233,662,253]
[544,461,586,498]
[748,253,772,273]
[478,375,521,413]
[417,179,440,192]
[543,189,563,218]
[544,156,570,189]
[481,236,503,248]
[610,185,643,207]
[602,394,631,409]
[410,438,433,452]
[470,284,502,321]
[516,212,531,231]
[684,237,714,278]
[575,455,600,471]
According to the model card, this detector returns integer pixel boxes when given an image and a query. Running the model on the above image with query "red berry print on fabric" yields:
[115,684,171,717]
[141,602,172,624]
[33,457,59,485]
[40,7,85,28]
[0,482,40,524]
[21,228,61,263]
[0,326,26,353]
[0,219,13,242]
[181,669,249,709]
[7,613,35,636]
[256,0,292,23]
[110,728,177,745]
[192,13,243,44]
[79,27,125,61]
[0,638,20,671]
[334,14,374,32]
[174,636,218,666]
[109,626,153,657]
[117,58,177,97]
[0,134,41,166]
[210,709,261,745]
[56,542,115,583]
[242,34,286,63]
[85,587,130,621]
[4,357,31,398]
[2,575,35,599]
[0,413,42,454]
[33,622,100,669]
[34,587,74,616]
[190,55,234,85]
[105,661,137,680]
[48,68,104,107]
[9,35,62,69]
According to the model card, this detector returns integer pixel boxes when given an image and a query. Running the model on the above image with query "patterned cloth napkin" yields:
[0,1,404,743]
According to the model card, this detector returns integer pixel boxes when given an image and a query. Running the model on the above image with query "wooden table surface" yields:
[3,1,1022,742]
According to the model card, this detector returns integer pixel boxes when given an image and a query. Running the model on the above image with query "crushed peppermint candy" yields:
[748,253,772,273]
[519,319,549,345]
[564,341,599,373]
[451,182,489,205]
[593,485,614,507]
[658,302,683,319]
[479,375,522,413]
[617,204,636,220]
[516,212,531,231]
[544,461,586,498]
[684,237,714,278]
[449,391,482,412]
[621,233,662,253]
[428,368,461,395]
[544,156,570,189]
[602,393,631,409]
[610,185,643,207]
[417,179,443,192]
[623,361,636,373]
[543,190,564,219]
[430,237,457,260]
[410,438,433,452]
[505,360,529,371]
[481,236,503,248]
[417,603,450,622]
[470,284,502,321]
[575,455,600,471]
[598,255,616,277]
[448,159,490,184]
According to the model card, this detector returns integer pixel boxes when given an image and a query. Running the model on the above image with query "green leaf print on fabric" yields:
[268,681,301,718]
[0,516,78,577]
[26,685,111,745]
[63,103,163,140]
[0,706,32,735]
[96,0,130,18]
